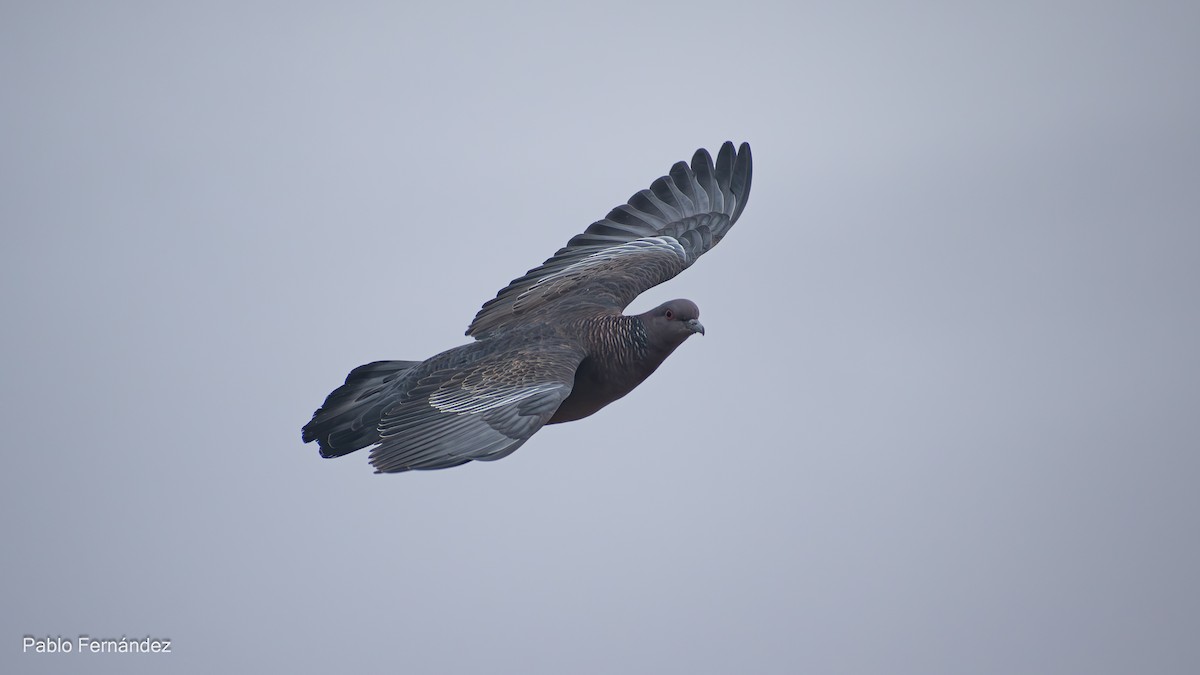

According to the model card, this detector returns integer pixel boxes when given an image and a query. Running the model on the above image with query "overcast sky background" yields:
[3,2,1198,674]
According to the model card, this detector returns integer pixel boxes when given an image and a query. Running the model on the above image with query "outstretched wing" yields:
[466,141,753,339]
[367,341,585,473]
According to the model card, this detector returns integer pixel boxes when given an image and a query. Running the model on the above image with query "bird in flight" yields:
[302,142,753,473]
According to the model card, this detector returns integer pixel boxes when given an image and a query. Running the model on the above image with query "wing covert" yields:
[367,342,584,473]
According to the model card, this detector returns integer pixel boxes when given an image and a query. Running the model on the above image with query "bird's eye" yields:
[664,309,674,320]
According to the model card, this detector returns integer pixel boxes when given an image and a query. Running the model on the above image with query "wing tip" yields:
[730,141,752,222]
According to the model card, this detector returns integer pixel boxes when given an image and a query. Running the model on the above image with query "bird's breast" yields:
[547,342,673,424]
[548,355,644,424]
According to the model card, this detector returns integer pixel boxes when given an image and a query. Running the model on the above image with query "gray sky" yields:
[3,2,1198,673]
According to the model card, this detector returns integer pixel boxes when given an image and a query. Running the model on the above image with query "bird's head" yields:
[640,299,705,348]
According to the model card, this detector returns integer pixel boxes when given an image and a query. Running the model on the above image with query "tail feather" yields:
[302,360,421,458]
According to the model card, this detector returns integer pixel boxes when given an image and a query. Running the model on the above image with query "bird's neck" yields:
[585,315,680,377]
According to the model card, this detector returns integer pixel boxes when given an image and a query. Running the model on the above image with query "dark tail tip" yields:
[301,360,421,459]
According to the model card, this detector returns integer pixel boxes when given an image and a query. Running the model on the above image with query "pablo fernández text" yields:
[23,635,172,654]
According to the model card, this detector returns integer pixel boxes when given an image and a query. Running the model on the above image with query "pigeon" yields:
[302,142,753,473]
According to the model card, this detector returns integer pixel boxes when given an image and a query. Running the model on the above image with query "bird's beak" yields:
[685,318,705,335]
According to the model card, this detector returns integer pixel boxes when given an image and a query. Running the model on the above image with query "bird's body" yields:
[303,143,752,473]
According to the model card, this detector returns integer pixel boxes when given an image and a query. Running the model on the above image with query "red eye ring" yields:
[664,309,674,320]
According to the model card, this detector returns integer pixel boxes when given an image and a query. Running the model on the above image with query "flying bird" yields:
[302,142,753,473]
